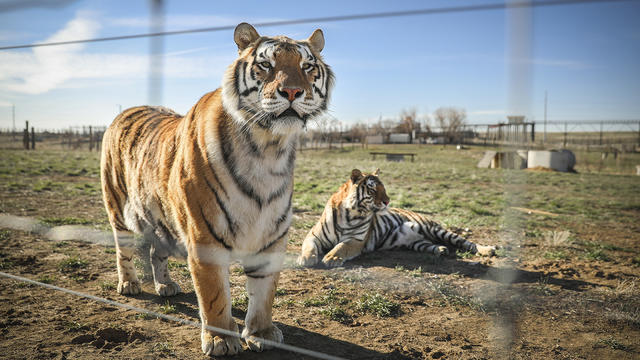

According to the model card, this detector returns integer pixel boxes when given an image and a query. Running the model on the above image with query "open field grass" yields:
[1,145,639,359]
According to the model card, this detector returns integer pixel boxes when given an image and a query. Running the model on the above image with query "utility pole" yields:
[543,90,547,144]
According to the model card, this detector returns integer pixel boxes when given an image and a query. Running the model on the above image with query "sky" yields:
[0,0,639,130]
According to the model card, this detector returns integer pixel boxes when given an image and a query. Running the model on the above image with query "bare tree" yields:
[396,108,422,143]
[433,107,467,144]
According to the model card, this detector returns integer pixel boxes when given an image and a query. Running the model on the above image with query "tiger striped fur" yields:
[297,169,495,267]
[101,23,333,356]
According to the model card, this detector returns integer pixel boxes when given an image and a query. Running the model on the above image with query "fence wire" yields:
[0,270,347,360]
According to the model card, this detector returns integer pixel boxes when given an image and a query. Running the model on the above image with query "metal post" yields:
[531,123,535,143]
[30,127,35,149]
[89,126,93,151]
[563,122,567,148]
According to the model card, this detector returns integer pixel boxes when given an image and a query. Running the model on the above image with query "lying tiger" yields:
[297,169,496,267]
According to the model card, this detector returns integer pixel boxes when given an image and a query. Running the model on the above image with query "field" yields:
[0,145,639,359]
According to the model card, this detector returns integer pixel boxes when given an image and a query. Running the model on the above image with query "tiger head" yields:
[343,168,390,213]
[222,23,334,136]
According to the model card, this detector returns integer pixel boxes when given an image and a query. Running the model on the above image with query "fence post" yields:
[563,122,567,148]
[23,121,29,150]
[89,126,93,151]
[599,122,603,146]
[31,127,35,149]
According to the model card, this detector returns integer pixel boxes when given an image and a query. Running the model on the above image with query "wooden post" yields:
[89,126,93,151]
[31,127,35,149]
[563,122,568,148]
[23,121,29,150]
[531,123,535,143]
[599,122,603,146]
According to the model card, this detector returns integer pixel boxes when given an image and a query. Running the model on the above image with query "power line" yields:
[0,0,635,51]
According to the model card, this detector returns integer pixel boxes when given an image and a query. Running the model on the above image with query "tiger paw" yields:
[201,331,243,356]
[117,280,141,295]
[476,245,496,256]
[242,324,283,352]
[155,281,181,297]
[296,254,319,267]
[322,253,345,267]
[435,246,449,256]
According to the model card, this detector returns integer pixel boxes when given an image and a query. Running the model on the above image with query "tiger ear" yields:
[350,169,363,183]
[234,23,260,52]
[372,168,380,176]
[307,29,325,52]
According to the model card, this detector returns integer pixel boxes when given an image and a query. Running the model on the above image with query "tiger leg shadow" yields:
[114,230,142,295]
[322,239,365,267]
[189,256,243,356]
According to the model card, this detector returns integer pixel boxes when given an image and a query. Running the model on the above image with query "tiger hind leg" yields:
[113,229,142,295]
[150,241,182,297]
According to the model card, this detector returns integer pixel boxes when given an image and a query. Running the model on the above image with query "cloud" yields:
[0,11,100,94]
[0,12,235,95]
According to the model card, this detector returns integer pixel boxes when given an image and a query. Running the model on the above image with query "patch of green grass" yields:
[544,250,569,260]
[457,250,475,259]
[158,301,177,314]
[232,292,249,311]
[58,256,88,271]
[302,289,348,307]
[152,342,175,357]
[63,320,88,332]
[274,298,295,308]
[597,337,629,351]
[0,258,14,269]
[320,306,352,324]
[168,260,190,277]
[37,274,56,284]
[104,248,116,254]
[135,312,155,320]
[53,241,69,248]
[0,229,10,241]
[585,248,610,262]
[41,217,93,226]
[100,281,116,291]
[275,288,287,296]
[494,248,508,258]
[355,293,400,318]
[632,256,640,266]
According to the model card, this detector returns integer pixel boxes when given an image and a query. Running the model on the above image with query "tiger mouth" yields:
[277,108,302,119]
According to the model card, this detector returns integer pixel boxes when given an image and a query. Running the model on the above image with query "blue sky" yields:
[0,0,639,130]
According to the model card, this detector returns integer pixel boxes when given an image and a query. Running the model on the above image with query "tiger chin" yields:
[297,169,496,268]
[100,23,333,356]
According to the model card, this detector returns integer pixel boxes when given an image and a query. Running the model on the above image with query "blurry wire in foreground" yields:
[0,271,347,360]
[0,0,636,51]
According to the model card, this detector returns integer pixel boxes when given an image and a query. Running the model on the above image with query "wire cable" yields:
[0,271,347,360]
[0,0,636,51]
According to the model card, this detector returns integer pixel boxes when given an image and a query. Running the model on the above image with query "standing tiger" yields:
[101,23,333,356]
[297,169,495,267]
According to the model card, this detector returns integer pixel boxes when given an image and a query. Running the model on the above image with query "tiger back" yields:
[297,169,495,267]
[101,23,333,356]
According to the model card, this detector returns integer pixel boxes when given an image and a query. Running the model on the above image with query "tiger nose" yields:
[278,87,303,102]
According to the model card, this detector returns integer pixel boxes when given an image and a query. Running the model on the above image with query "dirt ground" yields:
[1,149,639,359]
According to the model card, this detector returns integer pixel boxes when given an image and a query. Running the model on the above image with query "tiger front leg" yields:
[242,273,283,351]
[322,238,365,267]
[188,254,242,356]
[296,232,323,267]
